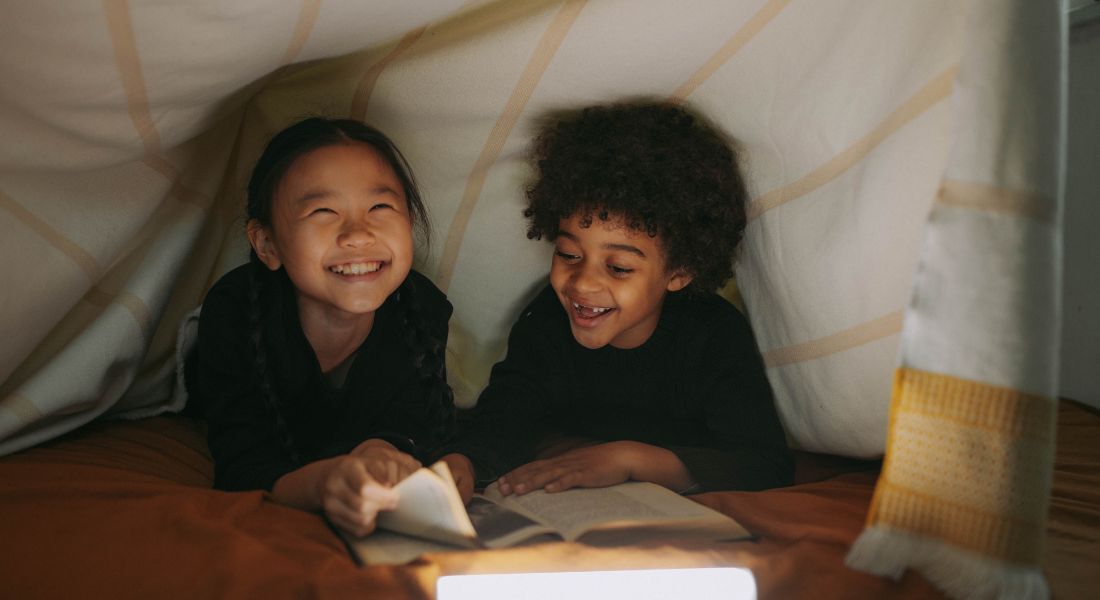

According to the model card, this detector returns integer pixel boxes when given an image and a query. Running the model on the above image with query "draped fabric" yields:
[0,1,1062,597]
[846,2,1062,597]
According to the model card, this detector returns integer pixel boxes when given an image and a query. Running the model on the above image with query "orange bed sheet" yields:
[1,401,1096,599]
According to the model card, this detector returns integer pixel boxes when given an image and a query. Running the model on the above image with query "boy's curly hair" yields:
[524,100,749,293]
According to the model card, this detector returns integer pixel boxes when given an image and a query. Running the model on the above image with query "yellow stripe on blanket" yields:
[867,368,1056,566]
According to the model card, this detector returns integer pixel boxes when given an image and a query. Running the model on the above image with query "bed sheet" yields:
[1,401,1095,599]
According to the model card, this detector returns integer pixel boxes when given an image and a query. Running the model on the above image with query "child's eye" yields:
[554,250,580,262]
[309,207,335,216]
[370,202,394,211]
[608,264,634,276]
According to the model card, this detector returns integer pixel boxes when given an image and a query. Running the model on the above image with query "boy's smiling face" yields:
[550,212,693,349]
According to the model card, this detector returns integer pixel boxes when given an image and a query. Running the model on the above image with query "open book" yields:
[342,462,753,565]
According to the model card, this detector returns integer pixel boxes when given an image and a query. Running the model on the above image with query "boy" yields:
[439,101,792,498]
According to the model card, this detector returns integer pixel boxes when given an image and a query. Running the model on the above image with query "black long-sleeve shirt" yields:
[190,264,452,492]
[444,284,793,492]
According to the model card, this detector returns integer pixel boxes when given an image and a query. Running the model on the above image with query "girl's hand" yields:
[439,453,475,505]
[319,455,400,537]
[349,438,422,482]
[322,440,421,537]
[497,441,696,496]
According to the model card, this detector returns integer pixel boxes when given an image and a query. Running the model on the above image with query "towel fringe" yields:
[846,526,1049,600]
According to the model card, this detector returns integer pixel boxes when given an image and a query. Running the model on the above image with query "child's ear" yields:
[666,270,694,292]
[246,219,282,271]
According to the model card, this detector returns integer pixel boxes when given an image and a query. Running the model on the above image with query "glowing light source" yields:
[437,567,756,600]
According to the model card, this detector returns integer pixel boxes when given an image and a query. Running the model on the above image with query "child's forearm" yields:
[621,441,696,493]
[438,453,475,504]
[271,457,343,510]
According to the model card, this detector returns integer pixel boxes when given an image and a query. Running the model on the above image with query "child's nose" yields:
[338,220,375,247]
[571,261,602,293]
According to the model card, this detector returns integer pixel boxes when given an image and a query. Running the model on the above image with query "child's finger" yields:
[385,459,399,486]
[331,516,375,538]
[374,451,419,483]
[503,458,550,481]
[508,462,574,495]
[327,502,378,538]
[356,445,420,476]
[330,459,396,508]
[445,459,475,504]
[323,462,372,506]
[396,455,421,479]
[324,473,378,517]
[324,477,397,533]
[361,457,402,486]
[378,454,420,484]
[499,457,565,494]
[498,462,545,495]
[396,452,421,474]
[543,469,585,493]
[360,479,400,511]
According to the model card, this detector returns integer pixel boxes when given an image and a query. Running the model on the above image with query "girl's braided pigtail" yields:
[247,264,302,466]
[395,279,456,448]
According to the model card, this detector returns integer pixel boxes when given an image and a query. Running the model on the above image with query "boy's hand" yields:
[498,441,696,496]
[439,453,475,505]
[497,441,643,495]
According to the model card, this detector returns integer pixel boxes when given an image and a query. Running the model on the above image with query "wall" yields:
[1063,8,1100,410]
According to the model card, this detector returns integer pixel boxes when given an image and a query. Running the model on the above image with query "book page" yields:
[481,481,750,543]
[375,462,479,548]
[464,496,561,549]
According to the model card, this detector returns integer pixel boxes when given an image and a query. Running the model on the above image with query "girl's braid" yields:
[395,278,456,447]
[247,263,302,466]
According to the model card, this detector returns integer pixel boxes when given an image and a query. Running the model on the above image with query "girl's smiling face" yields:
[550,212,692,349]
[248,142,414,324]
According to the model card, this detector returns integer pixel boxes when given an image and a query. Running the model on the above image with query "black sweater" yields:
[445,284,793,492]
[190,264,452,492]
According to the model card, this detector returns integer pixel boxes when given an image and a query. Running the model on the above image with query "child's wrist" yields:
[611,440,651,481]
[616,441,690,489]
[439,452,470,477]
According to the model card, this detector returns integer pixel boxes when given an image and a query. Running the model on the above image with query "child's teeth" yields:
[331,262,381,275]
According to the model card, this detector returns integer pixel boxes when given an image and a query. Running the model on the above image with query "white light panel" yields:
[437,567,756,600]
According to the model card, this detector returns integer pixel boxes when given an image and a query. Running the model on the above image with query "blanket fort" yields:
[0,1,1064,598]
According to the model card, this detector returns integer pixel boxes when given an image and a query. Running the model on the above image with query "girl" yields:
[189,117,468,537]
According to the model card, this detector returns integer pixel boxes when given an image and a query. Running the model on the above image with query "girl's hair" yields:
[524,100,749,293]
[246,117,430,247]
[244,117,454,464]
